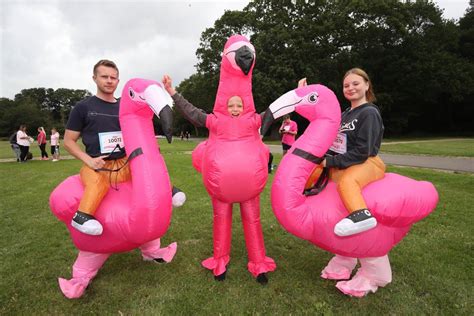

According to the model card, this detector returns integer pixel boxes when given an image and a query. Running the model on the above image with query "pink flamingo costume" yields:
[260,84,438,297]
[50,79,177,298]
[191,35,276,281]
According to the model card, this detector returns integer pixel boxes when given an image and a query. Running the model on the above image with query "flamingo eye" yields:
[129,88,135,99]
[308,93,319,103]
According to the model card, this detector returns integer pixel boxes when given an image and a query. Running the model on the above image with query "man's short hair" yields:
[93,59,119,76]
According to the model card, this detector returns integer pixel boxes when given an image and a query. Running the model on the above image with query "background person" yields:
[16,125,30,162]
[37,127,49,160]
[50,128,60,162]
[279,114,298,155]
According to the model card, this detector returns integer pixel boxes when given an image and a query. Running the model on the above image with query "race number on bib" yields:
[329,132,347,154]
[98,131,124,154]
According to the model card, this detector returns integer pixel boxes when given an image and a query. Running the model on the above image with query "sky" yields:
[0,0,471,99]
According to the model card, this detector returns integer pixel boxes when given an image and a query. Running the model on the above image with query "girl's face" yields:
[343,73,369,104]
[227,96,244,117]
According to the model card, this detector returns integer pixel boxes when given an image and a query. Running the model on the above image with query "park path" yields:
[266,144,474,173]
[2,138,472,173]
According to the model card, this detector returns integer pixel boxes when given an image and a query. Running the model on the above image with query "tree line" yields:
[1,0,473,138]
[175,0,474,137]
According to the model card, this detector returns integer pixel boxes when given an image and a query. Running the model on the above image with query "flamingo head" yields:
[222,35,256,77]
[261,84,341,136]
[120,78,174,143]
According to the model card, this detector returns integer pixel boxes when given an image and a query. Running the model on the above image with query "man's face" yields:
[227,96,244,117]
[93,65,119,95]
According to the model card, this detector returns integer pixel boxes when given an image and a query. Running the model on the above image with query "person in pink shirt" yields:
[279,115,298,155]
[37,127,49,160]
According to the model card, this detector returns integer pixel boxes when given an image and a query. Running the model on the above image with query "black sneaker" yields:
[71,211,103,236]
[214,271,226,281]
[334,209,377,237]
[256,273,268,285]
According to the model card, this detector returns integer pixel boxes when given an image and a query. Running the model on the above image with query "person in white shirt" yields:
[16,125,31,162]
[50,128,60,162]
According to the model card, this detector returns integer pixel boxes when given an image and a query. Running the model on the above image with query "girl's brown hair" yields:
[344,68,376,103]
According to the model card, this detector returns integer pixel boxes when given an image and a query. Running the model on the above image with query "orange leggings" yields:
[78,157,131,215]
[305,156,385,213]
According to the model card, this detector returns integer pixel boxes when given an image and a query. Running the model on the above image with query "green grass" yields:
[380,138,474,157]
[0,141,472,314]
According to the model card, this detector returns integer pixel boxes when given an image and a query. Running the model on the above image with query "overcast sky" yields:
[0,0,470,99]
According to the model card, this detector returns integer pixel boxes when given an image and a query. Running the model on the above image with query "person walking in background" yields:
[37,127,49,160]
[16,125,31,162]
[9,131,21,162]
[279,114,298,155]
[51,127,60,162]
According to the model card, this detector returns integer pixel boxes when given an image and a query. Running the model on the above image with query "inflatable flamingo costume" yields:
[182,35,276,282]
[261,85,438,297]
[50,79,177,298]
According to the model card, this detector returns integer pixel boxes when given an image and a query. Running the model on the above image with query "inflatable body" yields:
[261,85,438,296]
[50,79,177,298]
[192,35,276,279]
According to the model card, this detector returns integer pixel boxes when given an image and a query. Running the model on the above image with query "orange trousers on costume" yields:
[78,157,131,215]
[305,156,385,213]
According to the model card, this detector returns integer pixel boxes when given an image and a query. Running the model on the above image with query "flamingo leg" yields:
[58,251,110,299]
[336,255,392,297]
[240,196,276,277]
[321,254,358,280]
[201,198,232,276]
[140,238,177,263]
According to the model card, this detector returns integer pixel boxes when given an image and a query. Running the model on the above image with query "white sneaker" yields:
[334,209,377,237]
[71,211,103,235]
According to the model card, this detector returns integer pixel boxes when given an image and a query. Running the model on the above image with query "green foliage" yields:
[0,88,91,136]
[179,0,474,136]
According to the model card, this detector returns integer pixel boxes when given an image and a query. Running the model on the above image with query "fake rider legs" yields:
[71,158,131,235]
[201,196,276,284]
[71,158,187,236]
[305,156,385,237]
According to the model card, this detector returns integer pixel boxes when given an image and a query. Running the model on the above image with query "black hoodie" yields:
[325,103,384,169]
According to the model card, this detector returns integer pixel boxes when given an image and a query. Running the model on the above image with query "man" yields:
[65,60,184,236]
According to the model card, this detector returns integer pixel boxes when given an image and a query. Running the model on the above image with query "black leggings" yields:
[19,145,29,161]
[39,144,48,158]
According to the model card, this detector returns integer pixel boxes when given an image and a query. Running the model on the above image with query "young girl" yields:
[161,35,275,284]
[301,68,385,236]
[51,128,60,162]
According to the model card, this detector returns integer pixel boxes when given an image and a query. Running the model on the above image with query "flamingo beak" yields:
[261,90,300,136]
[144,84,174,143]
[235,45,254,75]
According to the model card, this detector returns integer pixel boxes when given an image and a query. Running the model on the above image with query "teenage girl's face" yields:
[227,96,244,117]
[343,73,369,104]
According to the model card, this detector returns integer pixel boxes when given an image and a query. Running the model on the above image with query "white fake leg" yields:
[321,255,357,280]
[336,255,392,297]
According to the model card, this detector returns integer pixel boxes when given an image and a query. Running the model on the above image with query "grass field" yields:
[0,141,472,314]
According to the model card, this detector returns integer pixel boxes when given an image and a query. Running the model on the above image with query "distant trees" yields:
[176,0,474,137]
[0,88,91,137]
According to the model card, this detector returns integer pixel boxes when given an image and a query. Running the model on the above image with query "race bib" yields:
[329,132,347,154]
[98,131,124,154]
